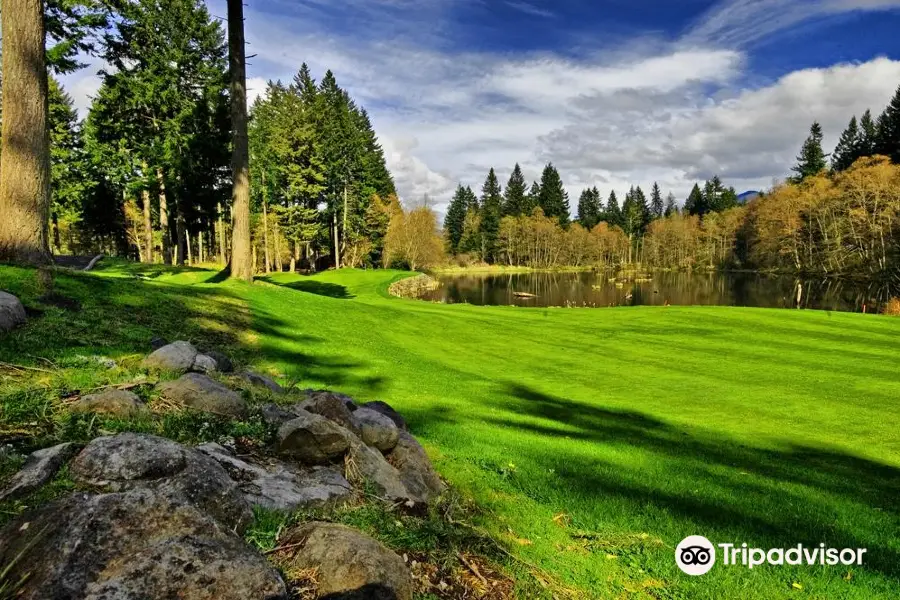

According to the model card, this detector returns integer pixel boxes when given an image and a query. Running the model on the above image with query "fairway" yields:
[2,264,899,598]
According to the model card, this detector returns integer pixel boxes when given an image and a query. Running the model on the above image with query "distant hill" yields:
[737,190,761,204]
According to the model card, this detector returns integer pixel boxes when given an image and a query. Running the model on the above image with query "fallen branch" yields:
[0,362,54,374]
[264,540,306,555]
[457,552,489,587]
[84,254,104,271]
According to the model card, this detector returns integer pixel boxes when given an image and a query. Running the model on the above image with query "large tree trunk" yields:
[227,0,252,281]
[262,173,271,274]
[157,168,172,265]
[0,0,52,265]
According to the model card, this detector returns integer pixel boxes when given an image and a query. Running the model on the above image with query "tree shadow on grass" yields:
[259,276,354,300]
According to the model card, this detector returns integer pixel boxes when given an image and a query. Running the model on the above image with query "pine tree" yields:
[502,163,528,217]
[684,183,705,216]
[650,182,663,219]
[859,109,878,157]
[875,85,900,164]
[831,116,861,172]
[524,181,540,215]
[48,78,90,252]
[622,186,649,238]
[576,187,601,229]
[791,121,828,182]
[444,184,468,254]
[228,0,252,279]
[479,168,502,262]
[537,163,570,226]
[664,192,677,217]
[604,190,622,228]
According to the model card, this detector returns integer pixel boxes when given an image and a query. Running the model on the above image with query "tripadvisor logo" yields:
[675,536,868,576]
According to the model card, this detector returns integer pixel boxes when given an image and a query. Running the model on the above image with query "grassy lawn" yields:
[2,262,899,599]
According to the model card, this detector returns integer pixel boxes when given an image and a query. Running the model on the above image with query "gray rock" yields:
[150,336,168,350]
[279,522,412,600]
[0,488,287,600]
[353,407,400,451]
[388,431,445,504]
[71,433,253,533]
[205,350,234,373]
[277,411,354,465]
[242,371,284,393]
[198,443,352,512]
[362,400,408,431]
[158,373,248,418]
[0,442,79,502]
[0,291,27,332]
[191,353,218,373]
[346,438,411,503]
[71,389,146,418]
[299,390,360,434]
[142,340,198,372]
[260,403,297,428]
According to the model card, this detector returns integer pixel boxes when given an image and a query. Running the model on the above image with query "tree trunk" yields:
[175,196,187,266]
[227,0,252,281]
[217,202,226,264]
[157,168,172,265]
[273,223,282,272]
[199,229,205,264]
[262,175,271,274]
[142,186,153,263]
[341,182,348,255]
[333,211,341,269]
[0,0,52,265]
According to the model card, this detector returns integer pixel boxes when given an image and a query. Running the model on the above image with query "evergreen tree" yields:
[479,168,502,262]
[227,0,252,278]
[684,183,705,216]
[48,78,90,251]
[576,187,601,229]
[831,116,861,172]
[502,163,528,217]
[650,182,663,219]
[444,184,468,254]
[537,163,570,226]
[621,186,649,238]
[664,192,677,217]
[524,181,540,215]
[875,84,900,164]
[604,190,623,228]
[791,121,828,182]
[859,109,878,157]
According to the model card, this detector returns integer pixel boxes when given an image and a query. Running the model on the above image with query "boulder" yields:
[260,403,297,428]
[346,438,411,503]
[204,350,234,373]
[0,290,27,332]
[242,371,284,393]
[192,353,219,373]
[71,389,147,418]
[299,391,360,434]
[362,401,408,431]
[0,442,79,502]
[197,443,352,512]
[276,411,354,465]
[71,433,253,533]
[142,340,198,372]
[0,488,287,600]
[279,522,412,600]
[388,431,445,504]
[353,407,399,451]
[158,373,248,418]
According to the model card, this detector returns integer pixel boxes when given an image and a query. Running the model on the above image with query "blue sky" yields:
[65,0,900,209]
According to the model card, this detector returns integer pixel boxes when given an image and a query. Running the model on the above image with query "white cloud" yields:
[505,1,555,19]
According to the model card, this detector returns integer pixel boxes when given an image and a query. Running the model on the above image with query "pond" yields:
[418,271,896,313]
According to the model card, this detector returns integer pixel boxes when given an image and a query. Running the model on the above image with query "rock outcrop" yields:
[0,290,27,332]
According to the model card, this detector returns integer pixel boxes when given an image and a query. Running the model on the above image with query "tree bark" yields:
[217,202,226,264]
[175,195,187,266]
[262,173,271,273]
[333,211,341,269]
[142,186,153,263]
[0,0,52,265]
[227,0,253,281]
[199,229,205,264]
[157,168,172,265]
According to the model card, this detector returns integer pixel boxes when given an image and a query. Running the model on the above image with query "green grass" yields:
[1,261,899,599]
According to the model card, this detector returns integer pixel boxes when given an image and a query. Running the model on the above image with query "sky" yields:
[63,0,900,212]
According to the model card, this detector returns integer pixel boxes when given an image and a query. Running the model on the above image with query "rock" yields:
[150,335,168,350]
[0,488,287,600]
[142,340,198,372]
[0,290,27,332]
[71,389,146,418]
[198,443,352,512]
[300,390,360,433]
[260,403,299,428]
[242,371,284,393]
[362,401,408,431]
[205,350,234,373]
[192,353,218,373]
[0,442,79,502]
[158,373,248,418]
[279,522,412,600]
[71,433,252,533]
[346,438,411,503]
[353,407,399,451]
[277,412,354,465]
[388,431,445,504]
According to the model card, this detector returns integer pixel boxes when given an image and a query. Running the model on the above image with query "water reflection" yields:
[419,271,896,313]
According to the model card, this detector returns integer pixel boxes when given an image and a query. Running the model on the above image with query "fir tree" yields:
[859,109,878,157]
[576,187,601,229]
[444,184,469,254]
[502,163,528,217]
[537,163,570,226]
[604,190,622,228]
[831,116,861,172]
[622,186,649,238]
[875,85,900,164]
[664,192,677,217]
[479,168,502,262]
[524,181,540,215]
[650,182,663,219]
[791,121,828,182]
[684,183,705,216]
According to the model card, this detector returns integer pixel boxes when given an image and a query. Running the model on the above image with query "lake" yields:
[418,271,895,313]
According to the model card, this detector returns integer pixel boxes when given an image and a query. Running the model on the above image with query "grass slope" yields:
[1,263,899,599]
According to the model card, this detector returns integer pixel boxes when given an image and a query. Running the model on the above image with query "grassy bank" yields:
[2,262,899,599]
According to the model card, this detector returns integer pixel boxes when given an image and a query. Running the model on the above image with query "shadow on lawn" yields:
[481,383,900,582]
[259,276,354,300]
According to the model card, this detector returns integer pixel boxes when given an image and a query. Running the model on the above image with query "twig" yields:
[263,541,306,555]
[83,381,148,393]
[25,354,57,368]
[0,362,54,374]
[458,552,489,586]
